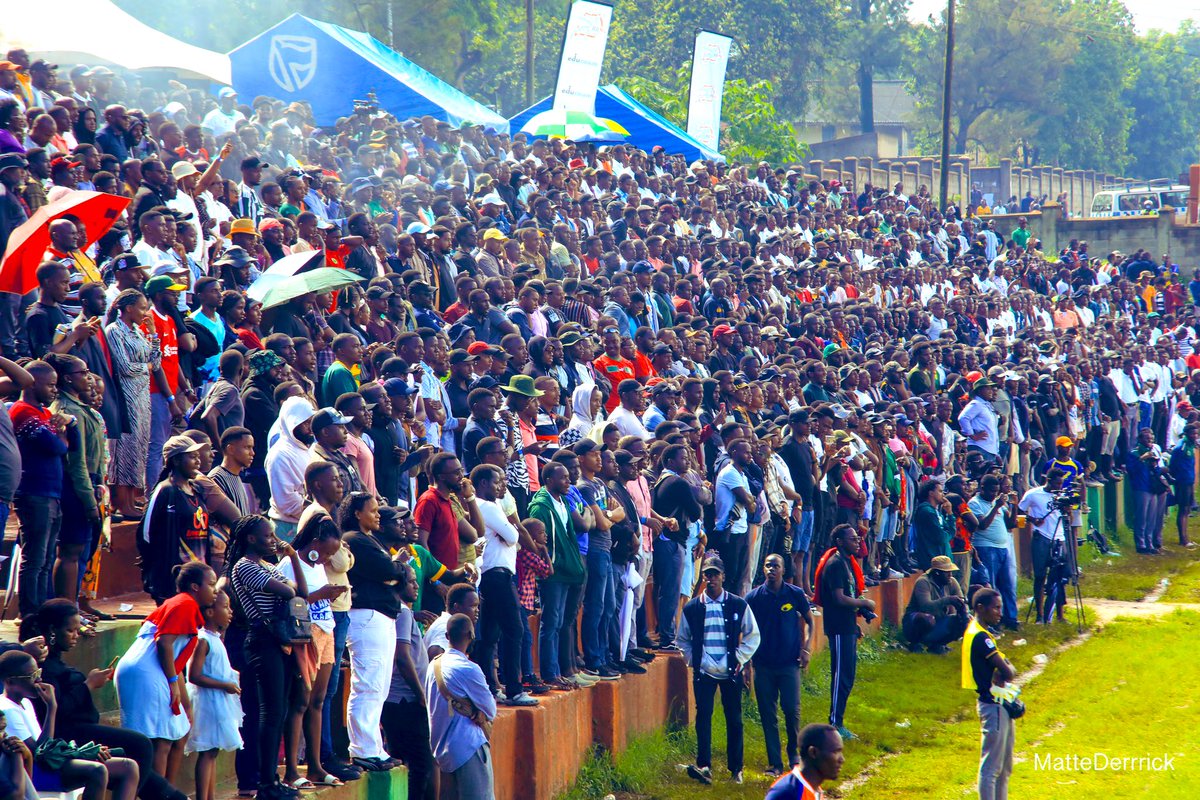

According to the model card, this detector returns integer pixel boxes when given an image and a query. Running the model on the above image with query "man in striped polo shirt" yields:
[676,554,760,786]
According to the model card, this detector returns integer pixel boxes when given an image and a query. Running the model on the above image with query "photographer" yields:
[1017,468,1067,623]
[966,475,1019,631]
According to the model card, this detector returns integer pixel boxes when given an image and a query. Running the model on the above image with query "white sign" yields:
[553,0,613,114]
[268,35,318,93]
[686,31,733,152]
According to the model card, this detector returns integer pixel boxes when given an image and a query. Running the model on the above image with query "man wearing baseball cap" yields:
[309,407,366,496]
[677,554,761,785]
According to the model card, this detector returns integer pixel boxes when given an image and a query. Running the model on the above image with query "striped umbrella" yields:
[520,109,628,141]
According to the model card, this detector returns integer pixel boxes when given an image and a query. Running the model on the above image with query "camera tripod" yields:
[1024,502,1086,633]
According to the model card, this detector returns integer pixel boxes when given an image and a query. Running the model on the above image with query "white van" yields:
[1089,184,1189,218]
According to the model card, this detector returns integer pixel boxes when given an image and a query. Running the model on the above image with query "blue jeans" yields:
[792,509,814,553]
[521,609,536,680]
[320,609,350,763]
[581,548,616,668]
[652,537,684,646]
[147,393,172,489]
[539,580,569,681]
[976,545,1018,626]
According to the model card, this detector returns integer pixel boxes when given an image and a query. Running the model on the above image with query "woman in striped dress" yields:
[106,288,160,519]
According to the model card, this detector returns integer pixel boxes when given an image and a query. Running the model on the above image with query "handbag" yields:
[1001,697,1026,719]
[270,596,313,645]
[432,655,492,740]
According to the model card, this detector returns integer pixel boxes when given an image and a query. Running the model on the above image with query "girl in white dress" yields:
[186,591,243,800]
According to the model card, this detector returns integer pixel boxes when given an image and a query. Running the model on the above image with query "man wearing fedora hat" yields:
[903,557,969,655]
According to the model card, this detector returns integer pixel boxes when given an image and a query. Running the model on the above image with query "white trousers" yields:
[346,608,397,760]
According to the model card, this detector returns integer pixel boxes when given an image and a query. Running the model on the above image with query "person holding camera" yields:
[966,475,1019,631]
[813,524,875,741]
[1017,467,1067,623]
[964,588,1017,800]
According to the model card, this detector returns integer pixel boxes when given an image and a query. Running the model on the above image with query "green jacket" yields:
[529,487,585,585]
[53,392,107,517]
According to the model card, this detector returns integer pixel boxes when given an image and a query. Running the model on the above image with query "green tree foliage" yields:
[909,0,1081,156]
[1123,25,1200,180]
[1029,0,1135,174]
[618,70,806,164]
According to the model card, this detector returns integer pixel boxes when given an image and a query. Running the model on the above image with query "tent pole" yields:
[525,0,534,105]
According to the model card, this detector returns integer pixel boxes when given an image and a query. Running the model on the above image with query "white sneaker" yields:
[886,569,905,580]
[504,691,539,707]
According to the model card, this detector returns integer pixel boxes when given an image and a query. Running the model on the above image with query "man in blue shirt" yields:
[746,554,814,777]
[967,475,1019,630]
[425,614,496,800]
[958,379,1000,471]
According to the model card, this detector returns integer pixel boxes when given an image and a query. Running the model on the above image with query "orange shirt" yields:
[593,354,635,412]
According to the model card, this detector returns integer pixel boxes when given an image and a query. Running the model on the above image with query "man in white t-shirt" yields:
[1018,468,1067,624]
[470,464,536,706]
[608,379,651,440]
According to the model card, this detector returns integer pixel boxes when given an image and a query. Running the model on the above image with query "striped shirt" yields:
[230,557,286,623]
[210,465,252,516]
[700,591,730,678]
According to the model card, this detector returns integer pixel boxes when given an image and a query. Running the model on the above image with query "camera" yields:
[858,608,878,623]
[1048,489,1077,511]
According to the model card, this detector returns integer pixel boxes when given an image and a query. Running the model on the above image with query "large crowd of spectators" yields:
[0,44,1198,800]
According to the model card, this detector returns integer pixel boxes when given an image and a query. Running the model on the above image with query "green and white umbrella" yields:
[248,267,363,309]
[520,109,628,141]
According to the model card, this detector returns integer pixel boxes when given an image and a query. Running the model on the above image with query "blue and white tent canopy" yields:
[230,14,508,131]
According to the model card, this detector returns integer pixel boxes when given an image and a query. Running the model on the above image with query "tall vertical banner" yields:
[553,0,613,114]
[686,30,733,152]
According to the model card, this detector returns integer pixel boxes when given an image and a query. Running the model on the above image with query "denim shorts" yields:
[791,509,815,553]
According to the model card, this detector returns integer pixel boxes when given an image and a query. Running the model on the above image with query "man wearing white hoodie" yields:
[267,395,316,542]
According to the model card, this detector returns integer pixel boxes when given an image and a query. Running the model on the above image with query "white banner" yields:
[553,0,613,114]
[686,30,733,152]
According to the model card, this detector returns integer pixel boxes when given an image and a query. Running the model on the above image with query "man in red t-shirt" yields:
[140,276,196,489]
[413,453,483,610]
[593,327,635,413]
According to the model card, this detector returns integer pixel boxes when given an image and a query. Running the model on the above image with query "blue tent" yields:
[230,14,508,131]
[509,84,723,163]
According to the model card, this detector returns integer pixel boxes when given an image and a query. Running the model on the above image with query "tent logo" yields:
[267,35,318,93]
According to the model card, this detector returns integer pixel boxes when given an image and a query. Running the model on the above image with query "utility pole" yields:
[938,0,955,212]
[525,0,534,106]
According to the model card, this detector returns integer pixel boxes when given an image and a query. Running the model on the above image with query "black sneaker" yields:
[686,765,713,785]
[595,666,621,680]
[607,661,629,674]
[621,657,647,674]
[324,761,362,782]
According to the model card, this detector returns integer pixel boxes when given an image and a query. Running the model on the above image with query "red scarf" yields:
[812,547,865,607]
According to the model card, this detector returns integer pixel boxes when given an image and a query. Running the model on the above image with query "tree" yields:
[840,0,914,133]
[910,0,1080,155]
[1030,0,1135,173]
[619,69,807,164]
[1123,25,1200,179]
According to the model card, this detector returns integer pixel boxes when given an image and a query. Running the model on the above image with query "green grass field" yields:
[558,520,1200,800]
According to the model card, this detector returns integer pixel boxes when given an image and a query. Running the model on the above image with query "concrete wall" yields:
[980,203,1200,262]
